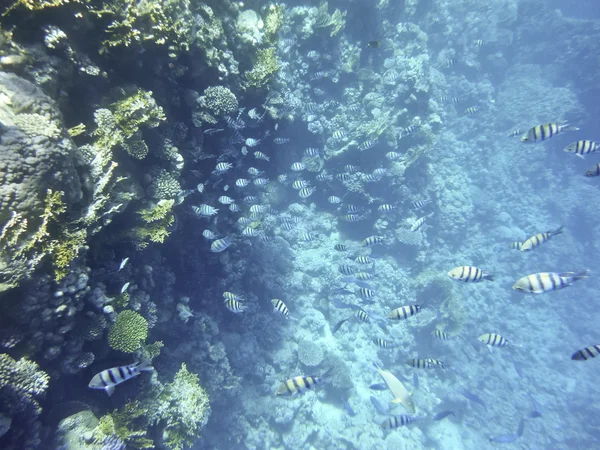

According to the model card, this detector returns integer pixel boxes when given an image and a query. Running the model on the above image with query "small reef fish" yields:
[464,106,479,115]
[371,361,416,413]
[448,266,493,282]
[248,167,262,176]
[489,418,525,444]
[332,130,346,140]
[585,163,600,177]
[564,140,600,158]
[406,358,446,369]
[292,180,310,190]
[411,212,434,231]
[229,203,240,212]
[273,137,290,144]
[223,292,244,302]
[358,140,377,151]
[118,257,129,271]
[399,125,420,139]
[210,237,232,252]
[275,372,328,396]
[218,196,234,205]
[520,123,579,143]
[298,232,318,242]
[520,226,564,251]
[510,241,523,250]
[370,396,390,415]
[367,40,381,48]
[381,415,417,430]
[213,162,233,174]
[224,298,247,313]
[356,287,376,299]
[88,360,153,396]
[460,389,487,411]
[120,282,130,294]
[304,147,320,157]
[235,179,250,187]
[356,309,370,323]
[291,162,306,171]
[334,244,347,251]
[369,383,387,391]
[253,151,270,161]
[512,270,589,293]
[328,196,343,204]
[388,305,421,320]
[478,333,518,349]
[299,187,316,198]
[433,329,452,340]
[343,401,357,417]
[203,128,224,135]
[245,138,260,147]
[355,272,375,281]
[378,204,396,212]
[271,299,290,318]
[571,344,600,361]
[445,58,457,68]
[474,39,486,46]
[385,151,401,161]
[361,236,383,247]
[332,318,349,334]
[507,129,524,137]
[193,204,218,217]
[355,256,376,265]
[433,410,456,421]
[440,96,460,104]
[411,199,431,210]
[373,338,395,349]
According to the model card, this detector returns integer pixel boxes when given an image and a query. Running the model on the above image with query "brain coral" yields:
[298,340,324,367]
[107,310,148,353]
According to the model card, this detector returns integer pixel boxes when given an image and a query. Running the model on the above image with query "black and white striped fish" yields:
[448,266,493,282]
[512,270,589,294]
[571,344,600,361]
[520,123,578,143]
[564,140,600,158]
[271,299,290,318]
[88,360,153,396]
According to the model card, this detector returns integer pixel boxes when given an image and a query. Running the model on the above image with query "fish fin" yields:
[486,345,493,354]
[105,385,116,397]
[551,225,565,236]
[576,153,584,159]
[136,359,154,372]
[483,272,494,281]
[563,125,580,132]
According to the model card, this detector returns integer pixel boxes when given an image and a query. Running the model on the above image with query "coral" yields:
[127,217,174,249]
[111,89,166,139]
[0,353,49,414]
[153,363,210,450]
[244,47,280,89]
[298,340,324,367]
[137,199,175,223]
[51,228,87,282]
[93,405,154,449]
[195,86,238,125]
[147,169,181,200]
[263,4,285,44]
[140,340,164,360]
[107,310,148,353]
[122,139,149,160]
[313,2,347,37]
[236,9,264,46]
[13,113,61,139]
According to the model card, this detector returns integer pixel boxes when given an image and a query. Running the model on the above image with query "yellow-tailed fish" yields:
[512,270,589,294]
[520,226,564,252]
[520,123,579,143]
[371,361,415,413]
[448,266,493,282]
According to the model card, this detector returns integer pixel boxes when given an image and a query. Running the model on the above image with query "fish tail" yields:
[567,270,590,283]
[561,124,579,132]
[483,272,494,281]
[550,225,565,236]
[136,359,154,372]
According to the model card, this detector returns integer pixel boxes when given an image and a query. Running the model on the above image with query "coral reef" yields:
[107,310,148,353]
[194,85,238,125]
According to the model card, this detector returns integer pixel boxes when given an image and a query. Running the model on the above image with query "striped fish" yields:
[478,333,514,348]
[192,204,218,217]
[271,299,290,318]
[386,151,401,161]
[388,305,421,320]
[328,196,343,204]
[512,271,589,294]
[508,129,524,137]
[361,236,383,247]
[411,212,434,231]
[275,374,326,396]
[433,329,452,340]
[224,298,247,313]
[564,140,600,158]
[411,199,431,210]
[406,358,445,369]
[381,415,416,430]
[332,130,346,140]
[291,162,306,171]
[355,256,375,264]
[373,338,395,349]
[356,309,370,323]
[355,272,375,281]
[339,264,356,275]
[292,180,310,190]
[88,360,153,396]
[571,344,600,361]
[378,204,396,212]
[223,292,244,302]
[520,123,579,143]
[211,237,232,252]
[510,241,523,250]
[356,287,376,299]
[448,266,493,282]
[520,226,564,252]
[299,187,316,198]
[464,106,479,115]
[334,244,347,251]
[585,163,600,177]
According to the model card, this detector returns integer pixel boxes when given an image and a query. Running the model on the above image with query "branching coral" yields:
[137,199,175,223]
[111,89,166,139]
[107,310,148,353]
[244,47,280,89]
[263,4,285,44]
[0,353,49,415]
[313,2,347,37]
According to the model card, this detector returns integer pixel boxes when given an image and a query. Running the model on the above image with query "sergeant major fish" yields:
[271,299,290,319]
[411,212,434,231]
[564,140,600,158]
[520,123,579,143]
[520,226,564,251]
[89,360,153,396]
[571,344,600,361]
[512,270,589,293]
[448,266,493,282]
[275,371,329,396]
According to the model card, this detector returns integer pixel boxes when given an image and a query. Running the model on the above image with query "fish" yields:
[411,199,431,210]
[298,232,318,242]
[202,230,217,241]
[433,410,455,421]
[413,373,419,390]
[235,178,250,187]
[299,187,316,199]
[371,361,415,413]
[356,309,370,323]
[245,138,260,147]
[342,401,357,417]
[204,128,224,135]
[223,292,244,302]
[243,196,258,204]
[218,196,234,205]
[448,266,493,282]
[507,129,524,137]
[361,236,383,247]
[334,244,347,251]
[316,172,333,181]
[328,196,343,204]
[229,203,240,212]
[307,50,319,59]
[433,329,452,340]
[373,338,395,349]
[304,147,320,157]
[355,256,376,265]
[356,287,376,299]
[253,177,269,186]
[445,58,457,68]
[367,40,381,48]
[253,151,270,161]
[388,305,421,320]
[213,162,233,174]
[474,39,486,46]
[411,212,434,231]
[370,396,390,415]
[520,123,579,143]
[332,318,349,334]
[405,358,445,369]
[385,151,401,161]
[478,333,517,349]
[381,415,417,430]
[292,180,310,190]
[273,138,290,144]
[341,277,373,289]
[512,270,589,293]
[210,237,232,252]
[355,272,375,281]
[369,383,387,391]
[332,130,346,140]
[192,204,218,217]
[460,390,487,411]
[464,106,479,115]
[275,373,327,396]
[336,173,351,182]
[520,226,564,251]
[510,241,523,250]
[118,257,129,271]
[339,266,356,277]
[571,344,600,361]
[197,183,205,193]
[564,140,600,158]
[378,204,396,212]
[247,167,262,176]
[585,163,600,177]
[242,226,261,237]
[399,125,420,139]
[224,298,247,313]
[489,419,525,444]
[358,140,377,151]
[271,299,290,318]
[291,162,306,171]
[88,360,153,396]
[440,96,460,104]
[120,282,130,294]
